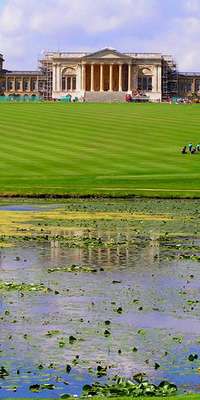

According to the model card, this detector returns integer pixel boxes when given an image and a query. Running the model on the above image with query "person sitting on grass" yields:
[189,143,193,152]
[191,148,196,154]
[181,146,187,154]
[196,144,200,152]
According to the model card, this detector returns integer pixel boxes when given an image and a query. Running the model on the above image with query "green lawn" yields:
[1,102,200,197]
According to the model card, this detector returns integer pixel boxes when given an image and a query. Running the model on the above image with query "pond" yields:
[0,199,200,398]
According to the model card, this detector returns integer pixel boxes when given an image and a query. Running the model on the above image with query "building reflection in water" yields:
[49,228,160,270]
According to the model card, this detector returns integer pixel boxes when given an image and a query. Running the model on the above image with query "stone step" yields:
[85,91,127,103]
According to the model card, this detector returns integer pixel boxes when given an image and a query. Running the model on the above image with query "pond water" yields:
[1,201,200,398]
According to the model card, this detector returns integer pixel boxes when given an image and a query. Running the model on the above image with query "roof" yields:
[82,48,132,60]
[5,70,44,76]
[41,48,163,61]
[179,72,200,77]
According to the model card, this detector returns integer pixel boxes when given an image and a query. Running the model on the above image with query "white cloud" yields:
[0,0,200,71]
[185,0,200,13]
[0,0,158,35]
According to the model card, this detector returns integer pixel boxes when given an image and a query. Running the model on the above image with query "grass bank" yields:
[4,396,200,400]
[1,103,200,198]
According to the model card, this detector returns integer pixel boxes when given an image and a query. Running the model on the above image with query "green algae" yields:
[48,264,101,273]
[0,281,52,293]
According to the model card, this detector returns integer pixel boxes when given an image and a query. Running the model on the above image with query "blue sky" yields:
[0,0,200,71]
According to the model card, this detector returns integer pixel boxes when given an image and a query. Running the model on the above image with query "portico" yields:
[45,48,163,101]
[81,62,132,92]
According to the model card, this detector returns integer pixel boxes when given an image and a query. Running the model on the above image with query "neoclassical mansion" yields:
[0,48,200,101]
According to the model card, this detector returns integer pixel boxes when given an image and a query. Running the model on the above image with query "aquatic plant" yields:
[82,376,177,397]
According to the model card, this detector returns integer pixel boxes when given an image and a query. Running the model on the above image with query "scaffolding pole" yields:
[162,56,178,100]
[38,54,53,100]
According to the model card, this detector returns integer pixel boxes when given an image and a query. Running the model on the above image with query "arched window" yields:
[138,75,152,91]
[62,68,77,92]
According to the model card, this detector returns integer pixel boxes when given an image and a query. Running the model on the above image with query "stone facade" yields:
[40,48,163,101]
[178,73,200,97]
[0,53,45,97]
[0,48,200,101]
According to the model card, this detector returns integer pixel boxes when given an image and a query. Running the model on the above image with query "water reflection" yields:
[0,228,200,397]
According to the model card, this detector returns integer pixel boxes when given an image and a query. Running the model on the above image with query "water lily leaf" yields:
[158,381,177,395]
[66,364,71,373]
[0,366,9,378]
[59,339,66,348]
[41,383,55,390]
[60,394,71,399]
[154,362,160,370]
[29,384,41,392]
[97,365,107,376]
[173,336,183,344]
[82,384,92,393]
[133,372,146,383]
[188,353,198,361]
[137,329,146,335]
[132,347,138,352]
[69,335,77,344]
[46,330,60,337]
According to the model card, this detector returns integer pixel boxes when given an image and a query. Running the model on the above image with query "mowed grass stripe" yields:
[1,103,200,196]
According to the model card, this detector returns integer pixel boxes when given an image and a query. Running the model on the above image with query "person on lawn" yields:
[181,146,187,154]
[188,143,193,152]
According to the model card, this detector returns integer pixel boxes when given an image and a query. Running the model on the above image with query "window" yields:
[187,82,192,92]
[24,81,29,91]
[8,81,13,90]
[0,81,6,90]
[38,81,44,91]
[32,80,37,91]
[196,80,200,92]
[62,77,66,91]
[63,75,76,91]
[138,75,152,91]
[16,80,21,90]
[147,76,152,91]
[67,77,71,91]
[138,77,142,91]
[72,77,76,90]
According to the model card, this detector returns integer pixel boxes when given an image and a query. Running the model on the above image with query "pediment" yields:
[83,48,131,60]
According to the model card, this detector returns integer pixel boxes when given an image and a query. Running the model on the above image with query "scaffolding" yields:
[39,54,53,100]
[162,56,178,100]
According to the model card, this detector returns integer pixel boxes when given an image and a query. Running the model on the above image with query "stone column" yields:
[100,64,104,91]
[152,65,157,92]
[56,64,61,92]
[119,64,122,91]
[77,64,81,91]
[109,64,113,91]
[133,67,138,91]
[52,64,56,92]
[128,63,132,92]
[192,78,196,93]
[91,64,94,91]
[36,77,39,93]
[82,64,86,91]
[157,65,162,94]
